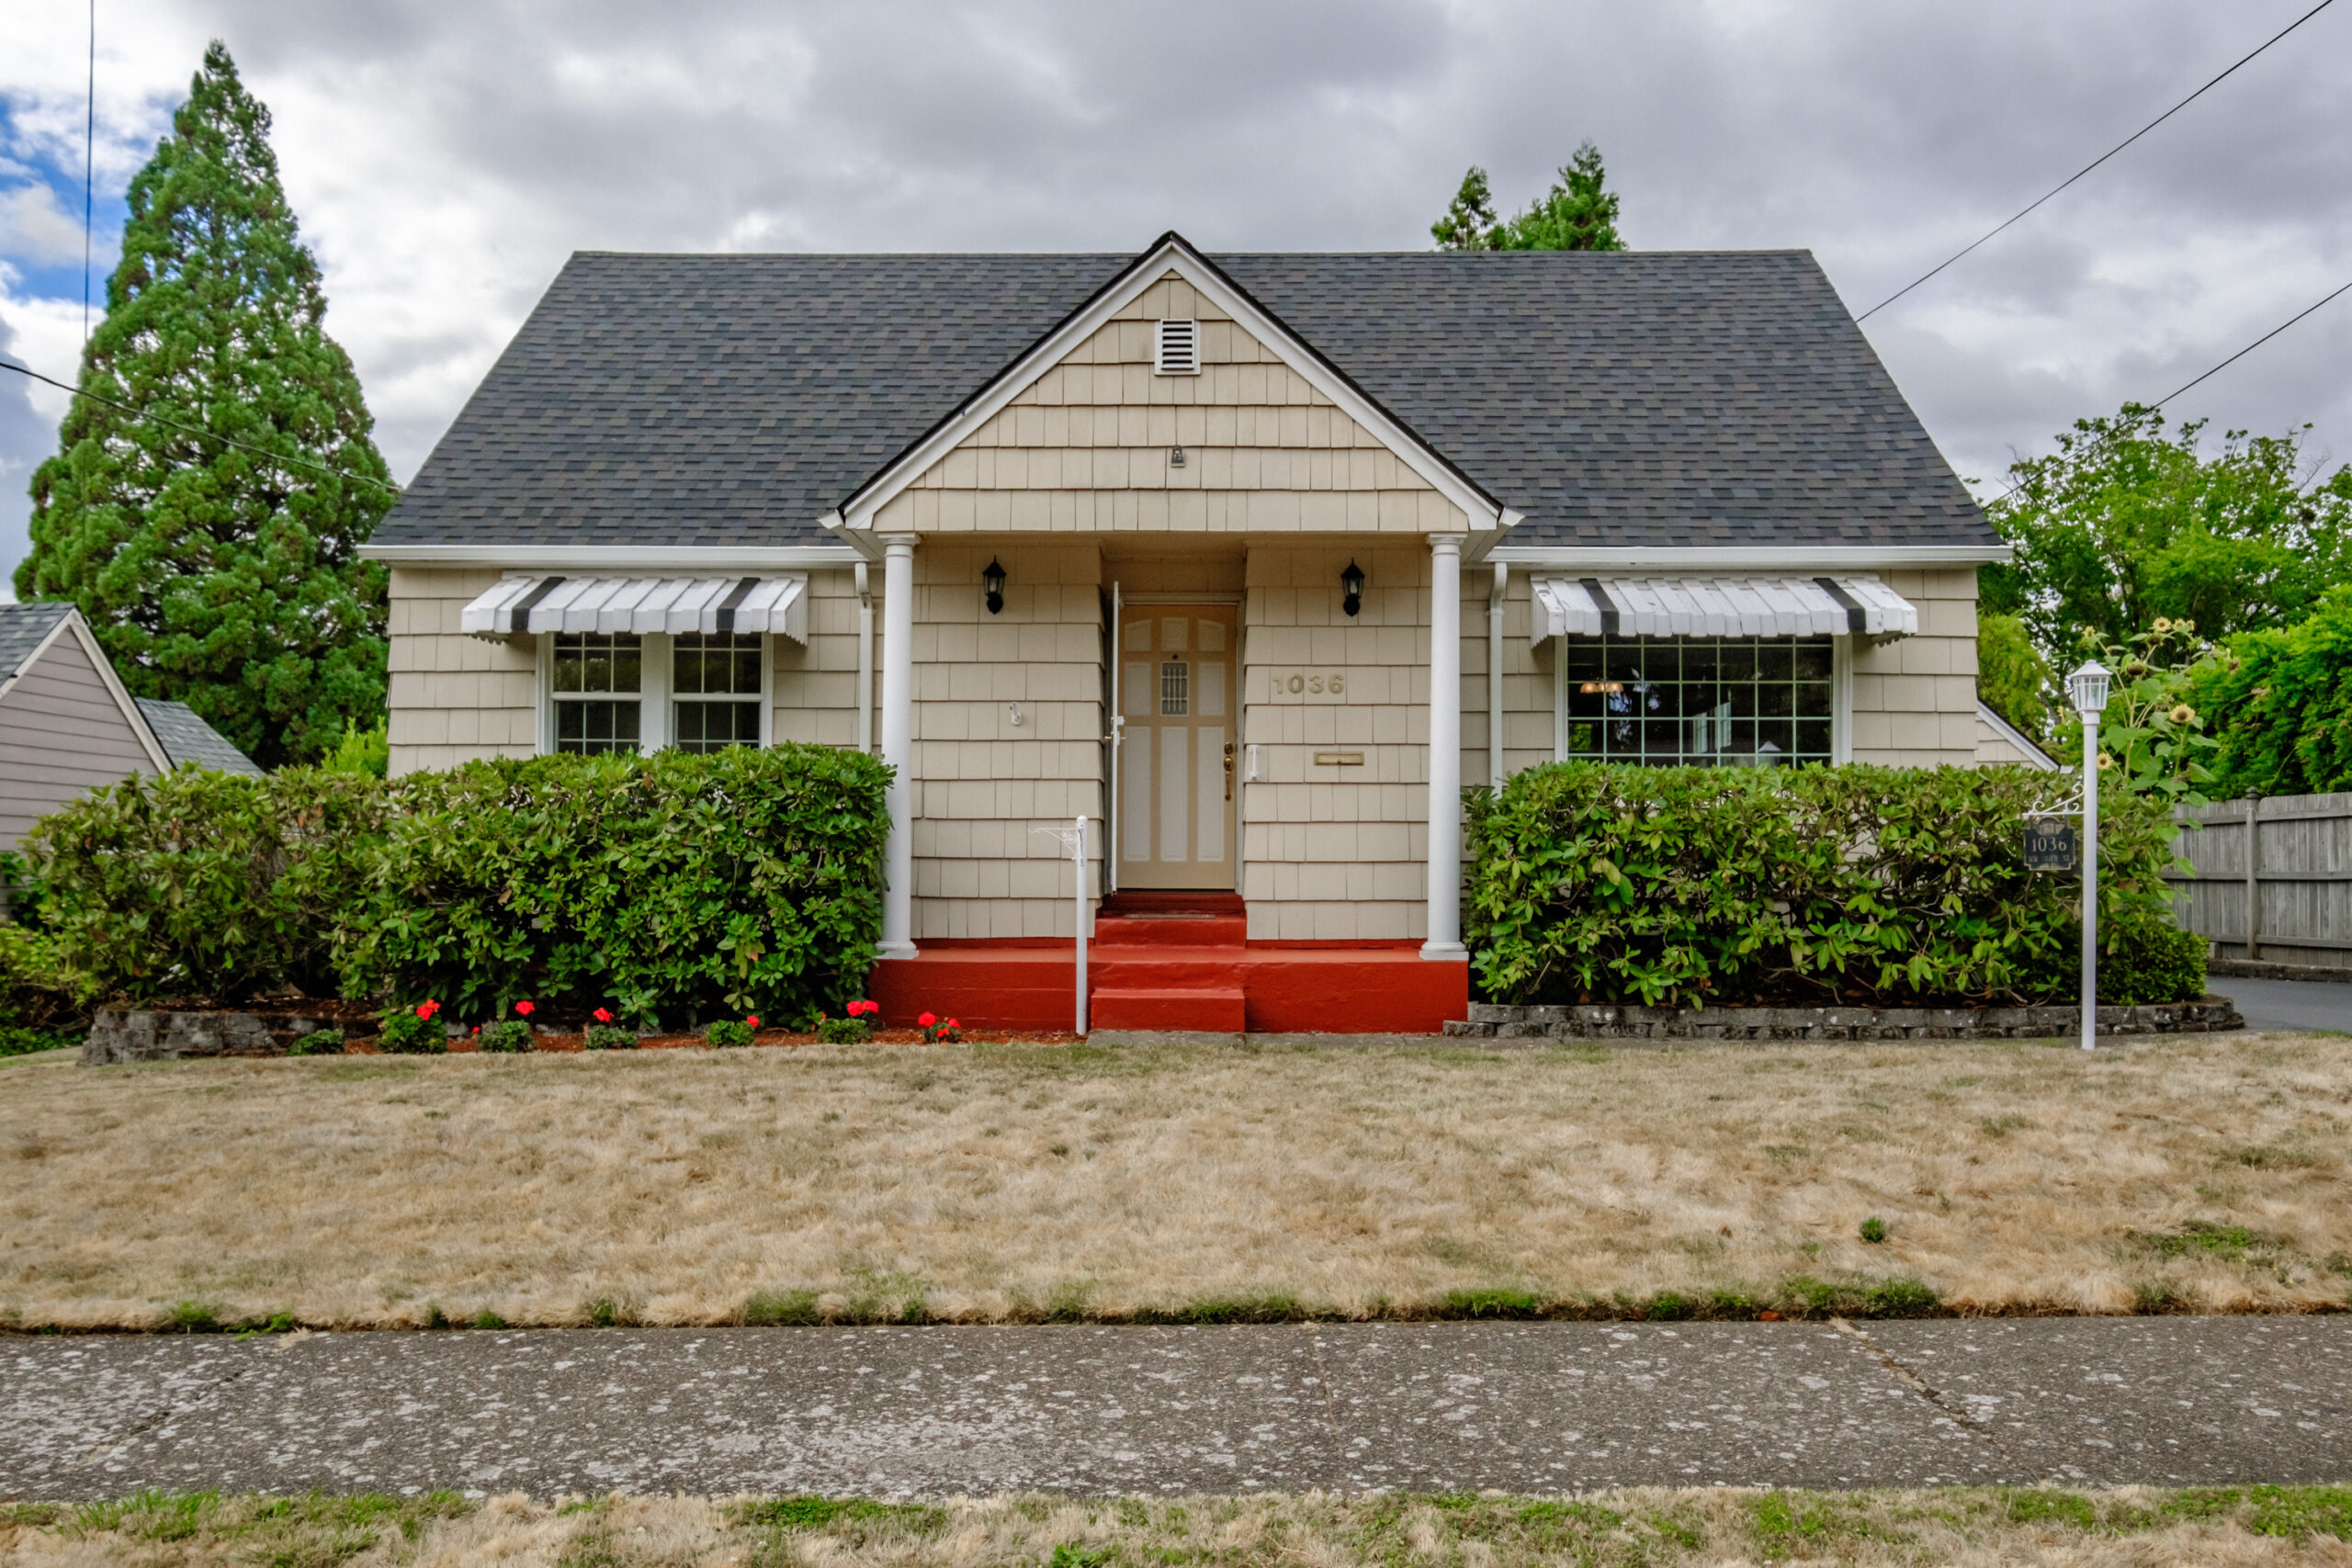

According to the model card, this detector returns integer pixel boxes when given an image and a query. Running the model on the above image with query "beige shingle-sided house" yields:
[364,234,2021,1031]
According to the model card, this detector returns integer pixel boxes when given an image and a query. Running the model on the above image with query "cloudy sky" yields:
[2,0,2347,593]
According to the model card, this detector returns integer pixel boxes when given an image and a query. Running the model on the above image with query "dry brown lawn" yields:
[1,1031,2348,1330]
[6,1485,2352,1566]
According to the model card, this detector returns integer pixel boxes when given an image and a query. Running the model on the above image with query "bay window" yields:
[1557,635,1838,766]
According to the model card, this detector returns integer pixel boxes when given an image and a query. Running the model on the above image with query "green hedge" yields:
[24,770,386,1004]
[22,745,891,1028]
[1464,761,2192,1008]
[338,747,889,1026]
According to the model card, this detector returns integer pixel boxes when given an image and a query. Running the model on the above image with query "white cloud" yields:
[0,0,2344,518]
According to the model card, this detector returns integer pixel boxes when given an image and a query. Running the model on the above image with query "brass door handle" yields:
[1224,740,1235,800]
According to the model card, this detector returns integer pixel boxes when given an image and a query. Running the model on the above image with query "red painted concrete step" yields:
[1089,986,1248,1032]
[869,935,1469,1033]
[1092,914,1250,947]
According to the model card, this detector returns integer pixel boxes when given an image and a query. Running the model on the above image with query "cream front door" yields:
[1118,605,1238,890]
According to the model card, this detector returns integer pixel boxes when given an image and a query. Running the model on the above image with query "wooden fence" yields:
[2167,792,2352,970]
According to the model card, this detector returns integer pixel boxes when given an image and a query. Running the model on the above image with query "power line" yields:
[2152,276,2352,409]
[1975,275,2352,509]
[83,0,95,344]
[1858,0,2337,322]
[0,358,402,498]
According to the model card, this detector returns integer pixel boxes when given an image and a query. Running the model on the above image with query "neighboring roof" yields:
[133,698,265,775]
[374,244,1996,554]
[1975,699,2060,772]
[0,600,74,688]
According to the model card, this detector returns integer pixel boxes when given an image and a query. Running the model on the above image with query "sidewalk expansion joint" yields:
[1826,1317,1990,1437]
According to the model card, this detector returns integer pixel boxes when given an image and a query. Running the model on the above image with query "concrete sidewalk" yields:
[5,1319,2347,1501]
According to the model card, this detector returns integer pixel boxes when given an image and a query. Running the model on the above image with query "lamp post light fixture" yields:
[1340,558,1365,617]
[2066,660,2113,1051]
[982,557,1006,615]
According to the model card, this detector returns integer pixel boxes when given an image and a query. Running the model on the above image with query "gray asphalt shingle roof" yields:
[0,601,74,686]
[134,698,265,775]
[374,246,1996,553]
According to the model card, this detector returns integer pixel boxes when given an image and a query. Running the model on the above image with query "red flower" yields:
[594,1008,613,1023]
[945,1018,960,1031]
[515,1000,535,1017]
[919,1011,936,1029]
[848,999,878,1017]
[415,999,440,1021]
[747,1015,761,1030]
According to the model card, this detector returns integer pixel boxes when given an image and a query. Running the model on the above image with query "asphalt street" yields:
[5,1318,2347,1501]
[2222,977,2351,1034]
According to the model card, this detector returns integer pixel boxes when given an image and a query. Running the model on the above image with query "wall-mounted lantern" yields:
[983,557,1006,615]
[1169,443,1187,468]
[1340,558,1365,618]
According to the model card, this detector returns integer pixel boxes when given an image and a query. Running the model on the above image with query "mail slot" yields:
[1313,750,1364,766]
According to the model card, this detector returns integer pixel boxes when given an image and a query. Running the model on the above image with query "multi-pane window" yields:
[1563,636,1834,766]
[672,632,763,753]
[552,633,642,754]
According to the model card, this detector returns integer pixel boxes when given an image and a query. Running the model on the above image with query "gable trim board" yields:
[1976,699,2060,771]
[830,233,1511,543]
[0,606,172,774]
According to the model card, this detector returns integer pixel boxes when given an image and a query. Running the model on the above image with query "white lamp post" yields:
[2066,660,2113,1051]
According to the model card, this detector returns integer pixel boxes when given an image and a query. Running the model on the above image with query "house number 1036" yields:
[1283,672,1344,695]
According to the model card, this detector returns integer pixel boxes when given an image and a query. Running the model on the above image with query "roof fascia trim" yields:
[1489,544,2011,570]
[1975,699,2060,771]
[364,545,863,570]
[45,609,173,773]
[0,606,74,706]
[836,232,1505,531]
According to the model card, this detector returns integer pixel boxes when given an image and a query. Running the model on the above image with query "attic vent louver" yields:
[1154,319,1200,376]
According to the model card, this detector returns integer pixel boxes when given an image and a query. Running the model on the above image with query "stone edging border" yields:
[1443,997,2245,1041]
[83,1009,346,1064]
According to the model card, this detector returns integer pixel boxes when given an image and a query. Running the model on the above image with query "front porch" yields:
[869,891,1471,1033]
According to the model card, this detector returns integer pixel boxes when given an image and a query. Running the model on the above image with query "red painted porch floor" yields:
[869,893,1469,1033]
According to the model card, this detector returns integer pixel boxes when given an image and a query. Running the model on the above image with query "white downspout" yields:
[1487,560,1507,789]
[1422,536,1466,961]
[854,562,874,754]
[878,535,919,960]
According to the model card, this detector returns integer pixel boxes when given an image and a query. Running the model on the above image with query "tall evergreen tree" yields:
[17,41,392,768]
[1430,142,1629,254]
[1430,166,1502,251]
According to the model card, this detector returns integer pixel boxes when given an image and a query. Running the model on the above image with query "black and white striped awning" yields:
[460,575,808,642]
[1530,575,1917,644]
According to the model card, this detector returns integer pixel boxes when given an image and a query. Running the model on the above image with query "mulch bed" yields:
[395,1027,1087,1054]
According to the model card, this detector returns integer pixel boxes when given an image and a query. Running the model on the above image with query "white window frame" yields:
[541,629,650,756]
[667,630,773,752]
[538,631,772,754]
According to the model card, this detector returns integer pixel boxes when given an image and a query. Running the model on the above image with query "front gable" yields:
[840,238,1505,540]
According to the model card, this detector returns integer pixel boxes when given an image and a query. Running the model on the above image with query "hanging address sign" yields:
[2022,815,2077,873]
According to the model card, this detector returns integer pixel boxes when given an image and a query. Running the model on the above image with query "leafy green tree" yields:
[1980,403,2352,662]
[17,41,393,768]
[1975,611,2053,743]
[2191,586,2352,797]
[1430,142,1628,253]
[1430,166,1503,250]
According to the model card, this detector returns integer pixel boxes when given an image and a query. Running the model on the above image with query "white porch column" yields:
[1423,535,1467,960]
[878,533,919,960]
